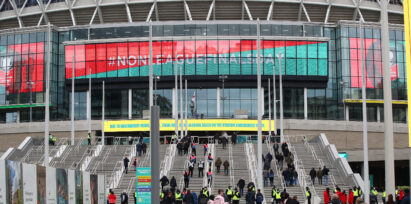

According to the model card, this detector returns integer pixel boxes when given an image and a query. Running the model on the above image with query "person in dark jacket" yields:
[276,153,284,170]
[170,176,177,193]
[177,141,183,156]
[123,157,130,174]
[164,191,176,204]
[136,143,142,156]
[184,171,190,188]
[401,189,410,204]
[273,142,279,155]
[256,189,264,204]
[160,175,169,191]
[310,168,316,185]
[247,182,255,192]
[141,142,147,155]
[183,190,195,204]
[237,178,245,196]
[120,191,128,204]
[198,192,208,204]
[245,189,256,204]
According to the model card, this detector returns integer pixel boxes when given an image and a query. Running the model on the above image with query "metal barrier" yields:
[317,133,363,189]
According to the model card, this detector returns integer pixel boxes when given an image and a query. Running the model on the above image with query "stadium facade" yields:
[0,0,409,186]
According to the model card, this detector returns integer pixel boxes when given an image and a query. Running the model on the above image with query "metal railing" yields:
[228,143,235,187]
[245,142,266,204]
[265,141,285,190]
[160,144,176,178]
[284,134,318,202]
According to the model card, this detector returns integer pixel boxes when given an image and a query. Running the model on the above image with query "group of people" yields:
[272,141,298,187]
[309,166,330,186]
[136,141,147,157]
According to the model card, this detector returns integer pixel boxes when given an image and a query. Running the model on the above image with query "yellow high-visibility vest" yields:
[175,193,182,201]
[371,190,378,196]
[382,192,386,198]
[272,189,277,197]
[226,189,233,195]
[276,192,281,199]
[353,190,358,197]
[306,191,311,198]
[233,192,240,200]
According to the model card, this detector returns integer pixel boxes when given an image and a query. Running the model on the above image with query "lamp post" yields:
[154,75,160,105]
[276,52,284,143]
[26,81,35,122]
[218,75,228,118]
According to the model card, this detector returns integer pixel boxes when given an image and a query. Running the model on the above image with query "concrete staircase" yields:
[289,138,352,203]
[168,146,191,192]
[212,143,232,195]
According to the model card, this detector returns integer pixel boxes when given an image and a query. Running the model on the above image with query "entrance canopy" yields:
[104,119,275,132]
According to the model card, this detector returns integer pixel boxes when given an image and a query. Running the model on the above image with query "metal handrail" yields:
[265,142,285,190]
[245,142,266,204]
[228,143,235,187]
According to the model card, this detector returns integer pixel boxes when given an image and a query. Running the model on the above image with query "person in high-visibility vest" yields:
[226,186,233,201]
[160,191,165,200]
[175,189,183,204]
[272,187,277,200]
[134,191,136,204]
[171,134,176,144]
[306,187,312,204]
[382,189,386,204]
[353,187,359,202]
[202,187,209,198]
[87,132,91,145]
[275,189,282,204]
[371,188,378,196]
[232,188,240,204]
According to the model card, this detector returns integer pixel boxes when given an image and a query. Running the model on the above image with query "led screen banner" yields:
[0,42,44,94]
[404,0,411,147]
[104,119,275,132]
[65,40,328,79]
[136,167,151,204]
[350,38,405,88]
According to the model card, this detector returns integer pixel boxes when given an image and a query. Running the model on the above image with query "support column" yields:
[217,87,220,117]
[406,107,408,123]
[172,88,176,118]
[381,0,395,197]
[128,89,132,119]
[345,105,350,121]
[16,111,20,123]
[304,88,308,120]
[261,88,264,116]
[377,106,381,123]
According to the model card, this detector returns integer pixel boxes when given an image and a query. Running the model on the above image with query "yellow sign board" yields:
[404,0,411,147]
[104,119,275,132]
[344,99,407,105]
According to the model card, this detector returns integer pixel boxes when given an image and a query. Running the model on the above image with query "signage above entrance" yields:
[104,119,275,132]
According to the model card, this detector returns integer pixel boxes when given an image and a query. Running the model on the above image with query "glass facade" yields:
[0,22,407,124]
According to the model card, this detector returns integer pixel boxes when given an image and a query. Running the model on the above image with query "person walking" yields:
[322,166,329,186]
[223,160,229,175]
[317,167,323,185]
[160,175,169,191]
[141,142,147,155]
[348,189,354,204]
[177,141,183,156]
[123,156,130,174]
[292,169,298,186]
[246,188,256,204]
[136,142,142,157]
[170,176,177,193]
[310,168,316,185]
[188,160,195,177]
[132,158,137,171]
[273,141,279,155]
[203,144,208,156]
[215,157,222,174]
[207,153,213,167]
[237,178,245,196]
[232,188,240,204]
[191,142,197,156]
[198,160,204,177]
[256,189,264,204]
[306,187,312,204]
[263,169,269,187]
[108,189,117,204]
[214,189,225,204]
[324,188,330,204]
[207,169,213,186]
[184,170,190,188]
[121,191,128,204]
[269,169,275,186]
[276,153,284,170]
[183,189,195,204]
